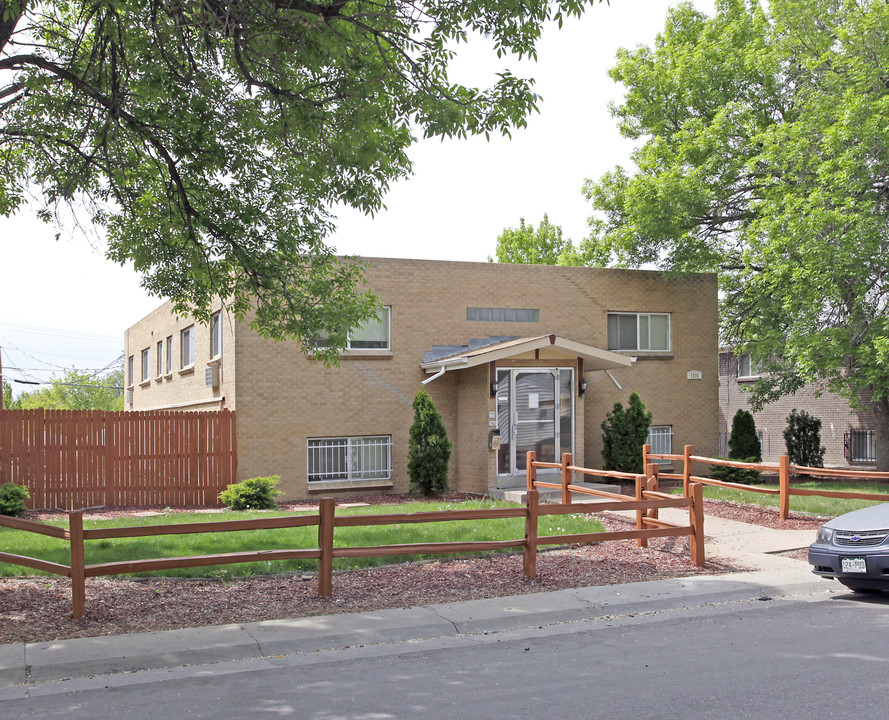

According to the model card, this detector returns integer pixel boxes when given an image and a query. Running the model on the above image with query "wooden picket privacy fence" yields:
[0,451,705,619]
[645,444,889,519]
[0,409,237,509]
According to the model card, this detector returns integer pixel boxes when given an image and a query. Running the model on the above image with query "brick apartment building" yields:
[719,349,876,468]
[124,258,719,500]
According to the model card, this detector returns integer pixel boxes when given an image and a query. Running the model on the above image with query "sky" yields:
[0,0,714,397]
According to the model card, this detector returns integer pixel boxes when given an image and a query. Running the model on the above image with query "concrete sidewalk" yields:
[0,513,835,689]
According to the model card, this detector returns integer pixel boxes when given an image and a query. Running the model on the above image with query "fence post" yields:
[318,498,335,597]
[642,443,651,472]
[683,444,693,497]
[635,474,647,548]
[523,489,539,580]
[69,510,86,619]
[526,450,536,491]
[779,454,790,520]
[689,482,705,566]
[561,452,572,505]
[646,462,660,526]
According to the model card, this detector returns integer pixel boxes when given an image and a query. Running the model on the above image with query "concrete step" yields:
[490,483,623,505]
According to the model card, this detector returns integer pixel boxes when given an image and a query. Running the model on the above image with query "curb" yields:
[0,568,833,688]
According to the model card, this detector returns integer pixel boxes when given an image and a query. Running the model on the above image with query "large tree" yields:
[14,368,124,410]
[584,0,889,470]
[492,214,587,265]
[1,1,601,361]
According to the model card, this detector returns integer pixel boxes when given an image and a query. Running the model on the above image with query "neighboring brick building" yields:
[719,349,875,468]
[124,258,719,500]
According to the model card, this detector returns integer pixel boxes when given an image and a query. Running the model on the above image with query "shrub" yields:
[784,409,825,467]
[408,389,452,496]
[709,458,762,485]
[0,482,30,517]
[728,409,761,462]
[218,475,282,511]
[601,392,652,474]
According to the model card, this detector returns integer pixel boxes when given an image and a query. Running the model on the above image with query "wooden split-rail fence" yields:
[0,452,705,619]
[644,444,889,519]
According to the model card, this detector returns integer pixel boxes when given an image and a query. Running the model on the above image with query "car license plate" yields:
[841,557,867,573]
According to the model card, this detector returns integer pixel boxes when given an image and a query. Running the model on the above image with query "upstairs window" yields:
[607,313,670,352]
[156,341,163,377]
[349,307,390,349]
[127,355,134,387]
[181,326,195,368]
[210,311,222,358]
[141,348,151,382]
[313,307,390,351]
[165,336,172,374]
[466,307,540,323]
[738,354,762,379]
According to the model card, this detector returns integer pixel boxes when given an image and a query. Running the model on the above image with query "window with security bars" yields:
[307,436,392,482]
[845,430,876,463]
[647,425,673,463]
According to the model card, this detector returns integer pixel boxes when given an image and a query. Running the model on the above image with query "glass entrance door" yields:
[496,368,574,476]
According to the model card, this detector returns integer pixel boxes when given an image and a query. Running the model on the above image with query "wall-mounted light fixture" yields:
[578,379,588,397]
[490,381,499,397]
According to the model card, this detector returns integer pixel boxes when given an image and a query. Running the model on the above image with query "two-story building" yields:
[124,257,719,499]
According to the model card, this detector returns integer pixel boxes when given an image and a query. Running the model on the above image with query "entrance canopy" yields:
[420,334,632,381]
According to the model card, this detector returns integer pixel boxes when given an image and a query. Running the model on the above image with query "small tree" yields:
[601,392,652,474]
[711,409,761,484]
[784,409,825,468]
[728,409,762,462]
[408,389,452,496]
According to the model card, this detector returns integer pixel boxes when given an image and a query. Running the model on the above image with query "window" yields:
[607,313,670,351]
[156,341,163,377]
[165,336,172,374]
[181,326,195,368]
[127,355,134,387]
[210,311,222,358]
[647,425,673,463]
[846,430,876,463]
[307,436,392,482]
[141,348,151,382]
[738,354,761,379]
[466,307,540,323]
[314,307,391,351]
[349,307,390,349]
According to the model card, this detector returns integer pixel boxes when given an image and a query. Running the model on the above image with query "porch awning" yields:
[420,334,632,379]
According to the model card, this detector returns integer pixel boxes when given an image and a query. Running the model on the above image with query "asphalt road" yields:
[7,592,889,720]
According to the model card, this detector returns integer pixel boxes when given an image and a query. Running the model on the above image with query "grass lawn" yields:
[0,499,604,579]
[685,481,889,517]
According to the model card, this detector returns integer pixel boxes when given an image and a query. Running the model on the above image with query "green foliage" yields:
[583,0,889,468]
[2,381,18,410]
[218,475,282,511]
[0,1,604,356]
[709,459,761,485]
[492,214,585,266]
[601,392,652,474]
[784,409,825,468]
[728,409,761,462]
[15,368,124,411]
[0,482,29,517]
[407,389,452,496]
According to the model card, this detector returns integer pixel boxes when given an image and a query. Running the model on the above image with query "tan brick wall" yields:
[125,299,236,412]
[125,258,719,500]
[719,351,874,467]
